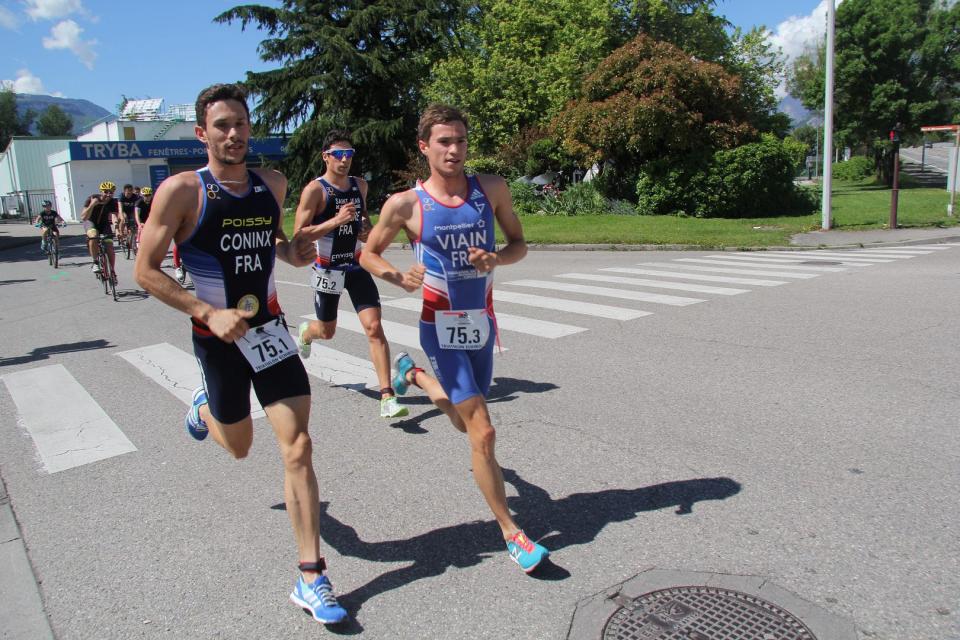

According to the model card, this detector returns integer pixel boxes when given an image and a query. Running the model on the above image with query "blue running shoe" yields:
[392,352,416,396]
[290,574,348,624]
[184,387,209,441]
[506,531,549,574]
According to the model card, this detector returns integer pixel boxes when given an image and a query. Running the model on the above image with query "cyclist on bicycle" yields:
[135,187,153,244]
[117,183,138,243]
[34,200,64,254]
[82,181,120,277]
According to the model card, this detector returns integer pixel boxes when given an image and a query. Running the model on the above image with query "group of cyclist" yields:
[74,180,154,285]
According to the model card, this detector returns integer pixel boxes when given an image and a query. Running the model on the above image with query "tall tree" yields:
[554,34,756,166]
[790,0,958,148]
[617,0,731,62]
[0,89,35,150]
[36,104,73,136]
[425,0,620,155]
[215,1,467,200]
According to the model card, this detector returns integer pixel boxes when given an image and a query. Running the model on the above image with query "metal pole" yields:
[890,147,900,228]
[822,0,836,230]
[950,128,959,217]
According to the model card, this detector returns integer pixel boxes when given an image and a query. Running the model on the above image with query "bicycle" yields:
[46,229,60,269]
[93,234,118,301]
[124,223,138,260]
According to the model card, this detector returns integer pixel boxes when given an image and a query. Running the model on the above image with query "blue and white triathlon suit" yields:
[413,176,498,404]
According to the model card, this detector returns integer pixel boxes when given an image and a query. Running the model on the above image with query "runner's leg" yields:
[357,306,392,395]
[454,394,520,540]
[198,405,254,458]
[262,395,323,578]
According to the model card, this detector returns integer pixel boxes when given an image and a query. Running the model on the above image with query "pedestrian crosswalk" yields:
[3,244,955,473]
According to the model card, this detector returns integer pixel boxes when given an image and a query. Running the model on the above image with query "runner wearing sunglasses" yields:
[293,131,409,419]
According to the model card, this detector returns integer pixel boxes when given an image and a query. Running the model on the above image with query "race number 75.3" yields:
[435,309,490,351]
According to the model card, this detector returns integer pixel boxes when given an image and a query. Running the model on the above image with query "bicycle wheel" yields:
[110,272,118,301]
[101,258,109,295]
[51,237,59,269]
[124,233,132,260]
[47,242,54,266]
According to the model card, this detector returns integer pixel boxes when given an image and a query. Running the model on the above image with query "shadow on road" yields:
[0,279,35,286]
[0,339,112,367]
[306,469,741,619]
[381,376,561,434]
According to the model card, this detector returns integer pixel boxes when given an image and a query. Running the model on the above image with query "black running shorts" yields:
[313,268,381,323]
[192,322,310,424]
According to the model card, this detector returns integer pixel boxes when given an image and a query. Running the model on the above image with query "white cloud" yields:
[24,0,85,21]
[42,19,97,68]
[2,69,64,96]
[0,5,20,29]
[768,0,846,98]
[769,0,846,63]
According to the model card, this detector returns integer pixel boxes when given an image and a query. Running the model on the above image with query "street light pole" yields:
[822,0,835,230]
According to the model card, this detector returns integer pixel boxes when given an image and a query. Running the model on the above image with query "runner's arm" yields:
[358,179,372,242]
[359,192,424,292]
[134,175,217,320]
[469,175,526,271]
[258,169,316,268]
[292,180,354,242]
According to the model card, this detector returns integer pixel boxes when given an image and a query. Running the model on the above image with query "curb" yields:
[0,476,55,640]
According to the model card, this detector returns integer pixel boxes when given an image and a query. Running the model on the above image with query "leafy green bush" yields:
[635,134,816,218]
[509,180,539,215]
[465,155,514,177]
[832,155,874,181]
[524,138,563,177]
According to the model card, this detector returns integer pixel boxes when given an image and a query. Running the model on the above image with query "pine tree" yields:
[216,1,468,202]
[37,105,73,136]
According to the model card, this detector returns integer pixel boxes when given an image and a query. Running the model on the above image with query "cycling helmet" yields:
[99,181,116,191]
[140,187,153,196]
[42,200,52,206]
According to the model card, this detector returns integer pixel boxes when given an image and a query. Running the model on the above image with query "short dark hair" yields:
[195,83,250,128]
[417,104,467,142]
[123,184,133,190]
[322,130,353,152]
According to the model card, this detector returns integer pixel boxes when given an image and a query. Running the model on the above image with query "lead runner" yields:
[360,104,549,573]
[134,83,349,624]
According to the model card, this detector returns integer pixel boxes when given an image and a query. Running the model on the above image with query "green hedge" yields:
[831,156,874,181]
[635,134,816,218]
[510,180,636,216]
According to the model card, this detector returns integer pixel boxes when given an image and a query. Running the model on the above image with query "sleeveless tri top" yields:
[178,168,282,333]
[412,175,495,322]
[312,177,364,270]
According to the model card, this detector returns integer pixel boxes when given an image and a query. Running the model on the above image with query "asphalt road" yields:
[1,237,958,640]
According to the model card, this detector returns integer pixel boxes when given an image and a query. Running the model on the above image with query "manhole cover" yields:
[603,586,818,640]
[799,260,842,265]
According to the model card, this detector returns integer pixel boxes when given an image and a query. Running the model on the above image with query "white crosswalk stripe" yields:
[855,248,932,255]
[503,279,704,305]
[118,342,266,418]
[295,342,379,390]
[607,267,787,287]
[798,252,899,262]
[557,272,748,295]
[382,297,587,338]
[899,245,951,249]
[493,289,650,320]
[705,253,870,266]
[301,312,430,352]
[693,256,848,272]
[1,364,137,473]
[647,261,820,278]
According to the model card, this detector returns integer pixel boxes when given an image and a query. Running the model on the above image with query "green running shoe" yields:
[297,321,312,358]
[379,395,409,418]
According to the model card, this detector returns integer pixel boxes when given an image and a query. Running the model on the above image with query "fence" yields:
[0,190,56,220]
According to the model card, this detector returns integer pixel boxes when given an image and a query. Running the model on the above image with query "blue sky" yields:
[0,0,831,114]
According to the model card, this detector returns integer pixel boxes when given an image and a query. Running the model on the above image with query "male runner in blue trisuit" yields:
[134,83,348,624]
[361,104,549,573]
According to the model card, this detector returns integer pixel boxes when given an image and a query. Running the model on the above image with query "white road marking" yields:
[301,313,443,352]
[610,267,786,286]
[704,253,872,266]
[293,341,380,390]
[117,342,265,419]
[636,262,820,279]
[503,279,703,305]
[382,297,587,338]
[698,255,850,271]
[1,364,137,473]
[854,248,932,255]
[797,252,899,262]
[671,259,829,276]
[493,289,650,321]
[558,272,748,295]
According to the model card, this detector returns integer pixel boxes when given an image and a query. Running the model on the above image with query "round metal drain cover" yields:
[603,586,818,640]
